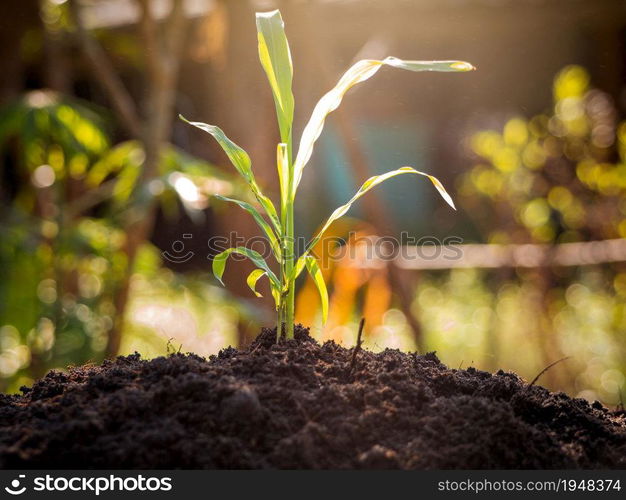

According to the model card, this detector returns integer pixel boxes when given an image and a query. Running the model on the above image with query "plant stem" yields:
[277,296,284,338]
[284,195,295,338]
[277,224,286,340]
[279,138,295,339]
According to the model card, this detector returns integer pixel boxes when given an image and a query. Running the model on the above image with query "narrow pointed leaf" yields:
[292,255,307,282]
[180,115,280,231]
[292,57,475,193]
[213,195,281,258]
[246,268,268,298]
[383,58,475,73]
[213,247,279,288]
[292,167,455,278]
[256,10,294,144]
[305,255,328,324]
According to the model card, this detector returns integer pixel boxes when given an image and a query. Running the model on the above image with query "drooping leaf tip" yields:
[451,61,476,71]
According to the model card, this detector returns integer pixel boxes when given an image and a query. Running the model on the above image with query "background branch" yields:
[69,0,142,138]
[104,0,189,358]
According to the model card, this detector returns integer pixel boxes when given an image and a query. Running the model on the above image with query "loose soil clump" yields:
[1,326,624,469]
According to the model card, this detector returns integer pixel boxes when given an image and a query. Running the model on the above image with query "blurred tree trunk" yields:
[0,0,39,215]
[70,0,188,357]
[41,0,73,94]
[0,1,39,104]
[109,0,188,357]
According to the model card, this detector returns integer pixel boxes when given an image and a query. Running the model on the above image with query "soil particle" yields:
[0,325,624,469]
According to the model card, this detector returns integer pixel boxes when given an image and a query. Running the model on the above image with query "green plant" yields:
[182,9,474,339]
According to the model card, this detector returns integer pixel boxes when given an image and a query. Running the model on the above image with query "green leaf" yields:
[87,140,143,187]
[180,115,280,232]
[305,255,328,324]
[246,268,281,309]
[276,143,289,209]
[292,57,475,194]
[293,166,455,277]
[111,161,140,203]
[383,58,475,73]
[213,194,281,258]
[213,247,280,288]
[256,10,295,145]
[246,268,268,298]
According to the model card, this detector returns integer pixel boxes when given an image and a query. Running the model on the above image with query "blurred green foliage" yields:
[436,66,626,404]
[327,67,626,406]
[0,91,241,392]
[460,65,622,244]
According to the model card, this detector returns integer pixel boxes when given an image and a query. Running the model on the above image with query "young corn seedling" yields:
[181,10,474,340]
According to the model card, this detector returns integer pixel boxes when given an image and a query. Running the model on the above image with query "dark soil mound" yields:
[1,326,625,469]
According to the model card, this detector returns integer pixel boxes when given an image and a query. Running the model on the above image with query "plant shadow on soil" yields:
[1,325,625,469]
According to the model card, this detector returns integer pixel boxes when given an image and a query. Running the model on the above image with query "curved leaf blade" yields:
[180,117,250,178]
[305,255,328,324]
[246,268,281,309]
[293,166,455,277]
[246,268,268,298]
[256,10,294,144]
[292,57,475,193]
[213,194,281,258]
[180,115,281,232]
[213,246,279,288]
